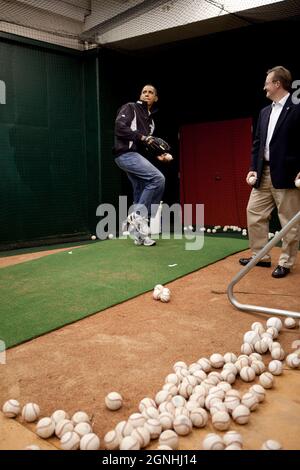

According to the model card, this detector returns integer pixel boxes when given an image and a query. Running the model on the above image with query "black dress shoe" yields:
[239,257,271,268]
[272,265,290,278]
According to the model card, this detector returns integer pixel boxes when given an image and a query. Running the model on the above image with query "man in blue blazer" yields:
[240,66,300,278]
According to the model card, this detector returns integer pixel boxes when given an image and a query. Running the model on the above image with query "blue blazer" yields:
[250,95,300,188]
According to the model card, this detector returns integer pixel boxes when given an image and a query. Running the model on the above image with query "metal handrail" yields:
[227,210,300,319]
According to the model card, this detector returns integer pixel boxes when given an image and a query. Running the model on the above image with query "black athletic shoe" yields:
[271,265,290,278]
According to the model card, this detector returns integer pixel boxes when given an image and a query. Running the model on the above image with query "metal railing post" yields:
[227,211,300,319]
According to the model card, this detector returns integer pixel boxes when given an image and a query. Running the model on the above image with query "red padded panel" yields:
[180,118,252,227]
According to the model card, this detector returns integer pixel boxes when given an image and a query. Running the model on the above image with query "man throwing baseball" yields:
[114,84,172,246]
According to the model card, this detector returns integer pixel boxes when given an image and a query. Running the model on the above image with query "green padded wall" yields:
[0,36,100,247]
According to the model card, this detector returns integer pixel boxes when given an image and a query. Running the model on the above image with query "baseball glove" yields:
[143,136,171,155]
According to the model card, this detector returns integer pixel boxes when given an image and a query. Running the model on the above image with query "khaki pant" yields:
[247,167,300,268]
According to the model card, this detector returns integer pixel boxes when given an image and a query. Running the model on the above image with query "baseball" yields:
[197,357,211,372]
[22,403,40,422]
[128,412,146,429]
[224,352,237,363]
[115,420,133,438]
[189,393,203,408]
[249,384,266,402]
[171,394,186,408]
[243,330,260,345]
[254,339,269,354]
[155,390,172,405]
[105,392,123,411]
[158,430,179,450]
[268,360,283,375]
[2,399,21,418]
[241,392,259,411]
[142,406,159,420]
[108,233,114,239]
[176,368,189,380]
[259,371,274,388]
[266,326,279,339]
[173,415,192,435]
[220,368,236,384]
[91,235,96,240]
[174,406,189,418]
[36,417,55,438]
[271,346,285,361]
[261,439,282,450]
[188,362,201,374]
[285,353,300,369]
[249,352,263,362]
[51,409,70,424]
[80,433,100,450]
[178,381,193,399]
[190,407,208,427]
[210,402,227,415]
[212,411,231,431]
[223,430,243,448]
[74,422,93,437]
[249,175,257,185]
[209,353,225,368]
[119,435,140,450]
[159,412,174,430]
[55,419,74,438]
[240,366,256,382]
[60,431,80,450]
[153,289,162,300]
[232,404,251,424]
[165,372,180,385]
[192,369,207,383]
[295,178,300,188]
[266,317,282,332]
[202,433,225,450]
[251,321,264,334]
[153,284,164,300]
[217,382,231,393]
[71,411,90,425]
[158,401,175,415]
[144,418,162,440]
[173,360,188,371]
[138,397,156,412]
[160,287,171,302]
[223,363,238,375]
[241,343,254,355]
[131,426,151,448]
[104,430,120,450]
[154,284,164,292]
[284,317,296,328]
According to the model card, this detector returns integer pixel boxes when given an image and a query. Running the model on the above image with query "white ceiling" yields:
[0,0,300,50]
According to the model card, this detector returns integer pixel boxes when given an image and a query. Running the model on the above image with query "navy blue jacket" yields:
[250,95,300,188]
[114,100,158,157]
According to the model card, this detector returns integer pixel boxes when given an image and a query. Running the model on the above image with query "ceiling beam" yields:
[80,0,168,41]
[11,0,91,22]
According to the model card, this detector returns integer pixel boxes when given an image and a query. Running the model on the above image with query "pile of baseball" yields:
[1,402,100,450]
[2,315,299,450]
[101,315,299,450]
[153,284,171,303]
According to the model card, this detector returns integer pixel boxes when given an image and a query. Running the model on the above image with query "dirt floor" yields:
[0,245,299,450]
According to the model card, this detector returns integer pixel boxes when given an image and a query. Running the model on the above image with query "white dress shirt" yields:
[264,93,290,161]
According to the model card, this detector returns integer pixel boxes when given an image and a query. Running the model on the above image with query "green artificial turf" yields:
[0,236,248,348]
